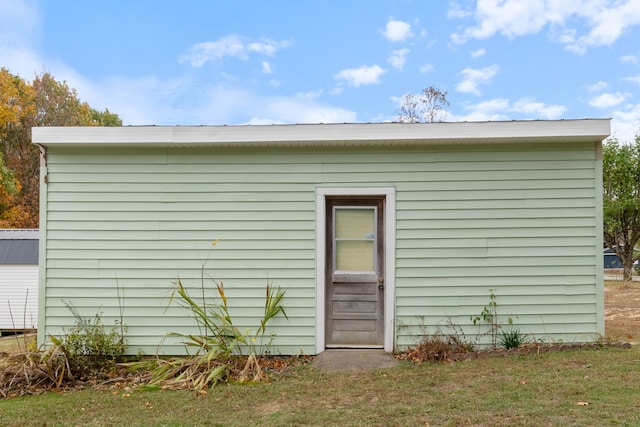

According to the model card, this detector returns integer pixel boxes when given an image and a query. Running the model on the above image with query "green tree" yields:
[0,69,122,228]
[603,134,640,281]
[397,86,450,123]
[91,108,122,126]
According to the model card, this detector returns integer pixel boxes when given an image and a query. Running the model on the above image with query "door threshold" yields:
[325,345,384,349]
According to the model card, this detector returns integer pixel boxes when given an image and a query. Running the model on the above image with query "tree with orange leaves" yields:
[0,68,122,228]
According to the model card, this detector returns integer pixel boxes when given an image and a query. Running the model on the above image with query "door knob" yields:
[378,284,384,290]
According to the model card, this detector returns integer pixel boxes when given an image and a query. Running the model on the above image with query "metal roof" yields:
[0,229,39,265]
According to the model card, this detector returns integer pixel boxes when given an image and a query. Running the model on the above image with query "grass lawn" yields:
[1,347,638,426]
[0,334,34,354]
[1,281,638,426]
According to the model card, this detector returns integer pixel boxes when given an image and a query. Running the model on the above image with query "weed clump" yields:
[499,329,529,350]
[136,275,288,391]
[399,323,474,363]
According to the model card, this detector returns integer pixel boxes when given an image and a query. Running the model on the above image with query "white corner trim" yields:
[315,193,327,353]
[315,187,396,353]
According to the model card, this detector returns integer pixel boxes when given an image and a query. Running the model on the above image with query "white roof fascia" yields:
[32,119,611,148]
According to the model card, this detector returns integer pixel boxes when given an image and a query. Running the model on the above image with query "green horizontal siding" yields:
[391,143,601,348]
[41,142,602,354]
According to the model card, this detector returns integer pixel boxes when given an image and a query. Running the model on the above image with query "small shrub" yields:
[499,329,529,350]
[61,301,127,375]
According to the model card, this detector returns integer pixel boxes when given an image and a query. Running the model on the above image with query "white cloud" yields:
[511,97,567,119]
[247,39,293,56]
[447,2,473,19]
[553,27,577,45]
[335,65,386,87]
[451,0,548,43]
[262,61,272,74]
[111,82,357,126]
[246,91,357,124]
[381,19,413,42]
[110,80,358,125]
[0,0,39,48]
[586,80,608,93]
[0,1,351,127]
[611,104,640,142]
[179,35,292,67]
[623,75,640,85]
[456,65,499,95]
[470,48,486,58]
[0,0,42,78]
[419,63,434,73]
[388,48,410,71]
[589,92,628,109]
[180,35,246,66]
[620,54,639,64]
[419,63,434,74]
[566,1,640,54]
[451,97,566,122]
[449,98,510,122]
[450,0,640,54]
[471,98,511,112]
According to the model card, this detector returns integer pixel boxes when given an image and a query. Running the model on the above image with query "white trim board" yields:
[33,119,610,148]
[315,187,396,353]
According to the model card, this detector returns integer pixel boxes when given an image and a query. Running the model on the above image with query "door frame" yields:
[316,187,396,353]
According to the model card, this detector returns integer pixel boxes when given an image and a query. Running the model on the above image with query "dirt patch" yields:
[605,283,640,342]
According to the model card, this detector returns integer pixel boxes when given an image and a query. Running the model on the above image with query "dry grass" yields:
[0,344,74,398]
[0,334,35,355]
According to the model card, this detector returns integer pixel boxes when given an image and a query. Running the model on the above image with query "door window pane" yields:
[334,207,376,272]
[336,240,374,271]
[336,208,374,239]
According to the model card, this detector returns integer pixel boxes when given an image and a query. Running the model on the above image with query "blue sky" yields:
[2,0,640,141]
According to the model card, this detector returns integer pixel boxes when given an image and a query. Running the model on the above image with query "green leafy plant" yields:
[471,288,499,348]
[471,289,519,348]
[498,328,529,350]
[59,301,127,375]
[142,274,288,391]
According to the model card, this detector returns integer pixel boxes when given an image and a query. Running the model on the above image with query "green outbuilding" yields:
[33,119,610,355]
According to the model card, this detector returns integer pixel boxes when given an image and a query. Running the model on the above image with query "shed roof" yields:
[32,119,611,149]
[0,229,39,265]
